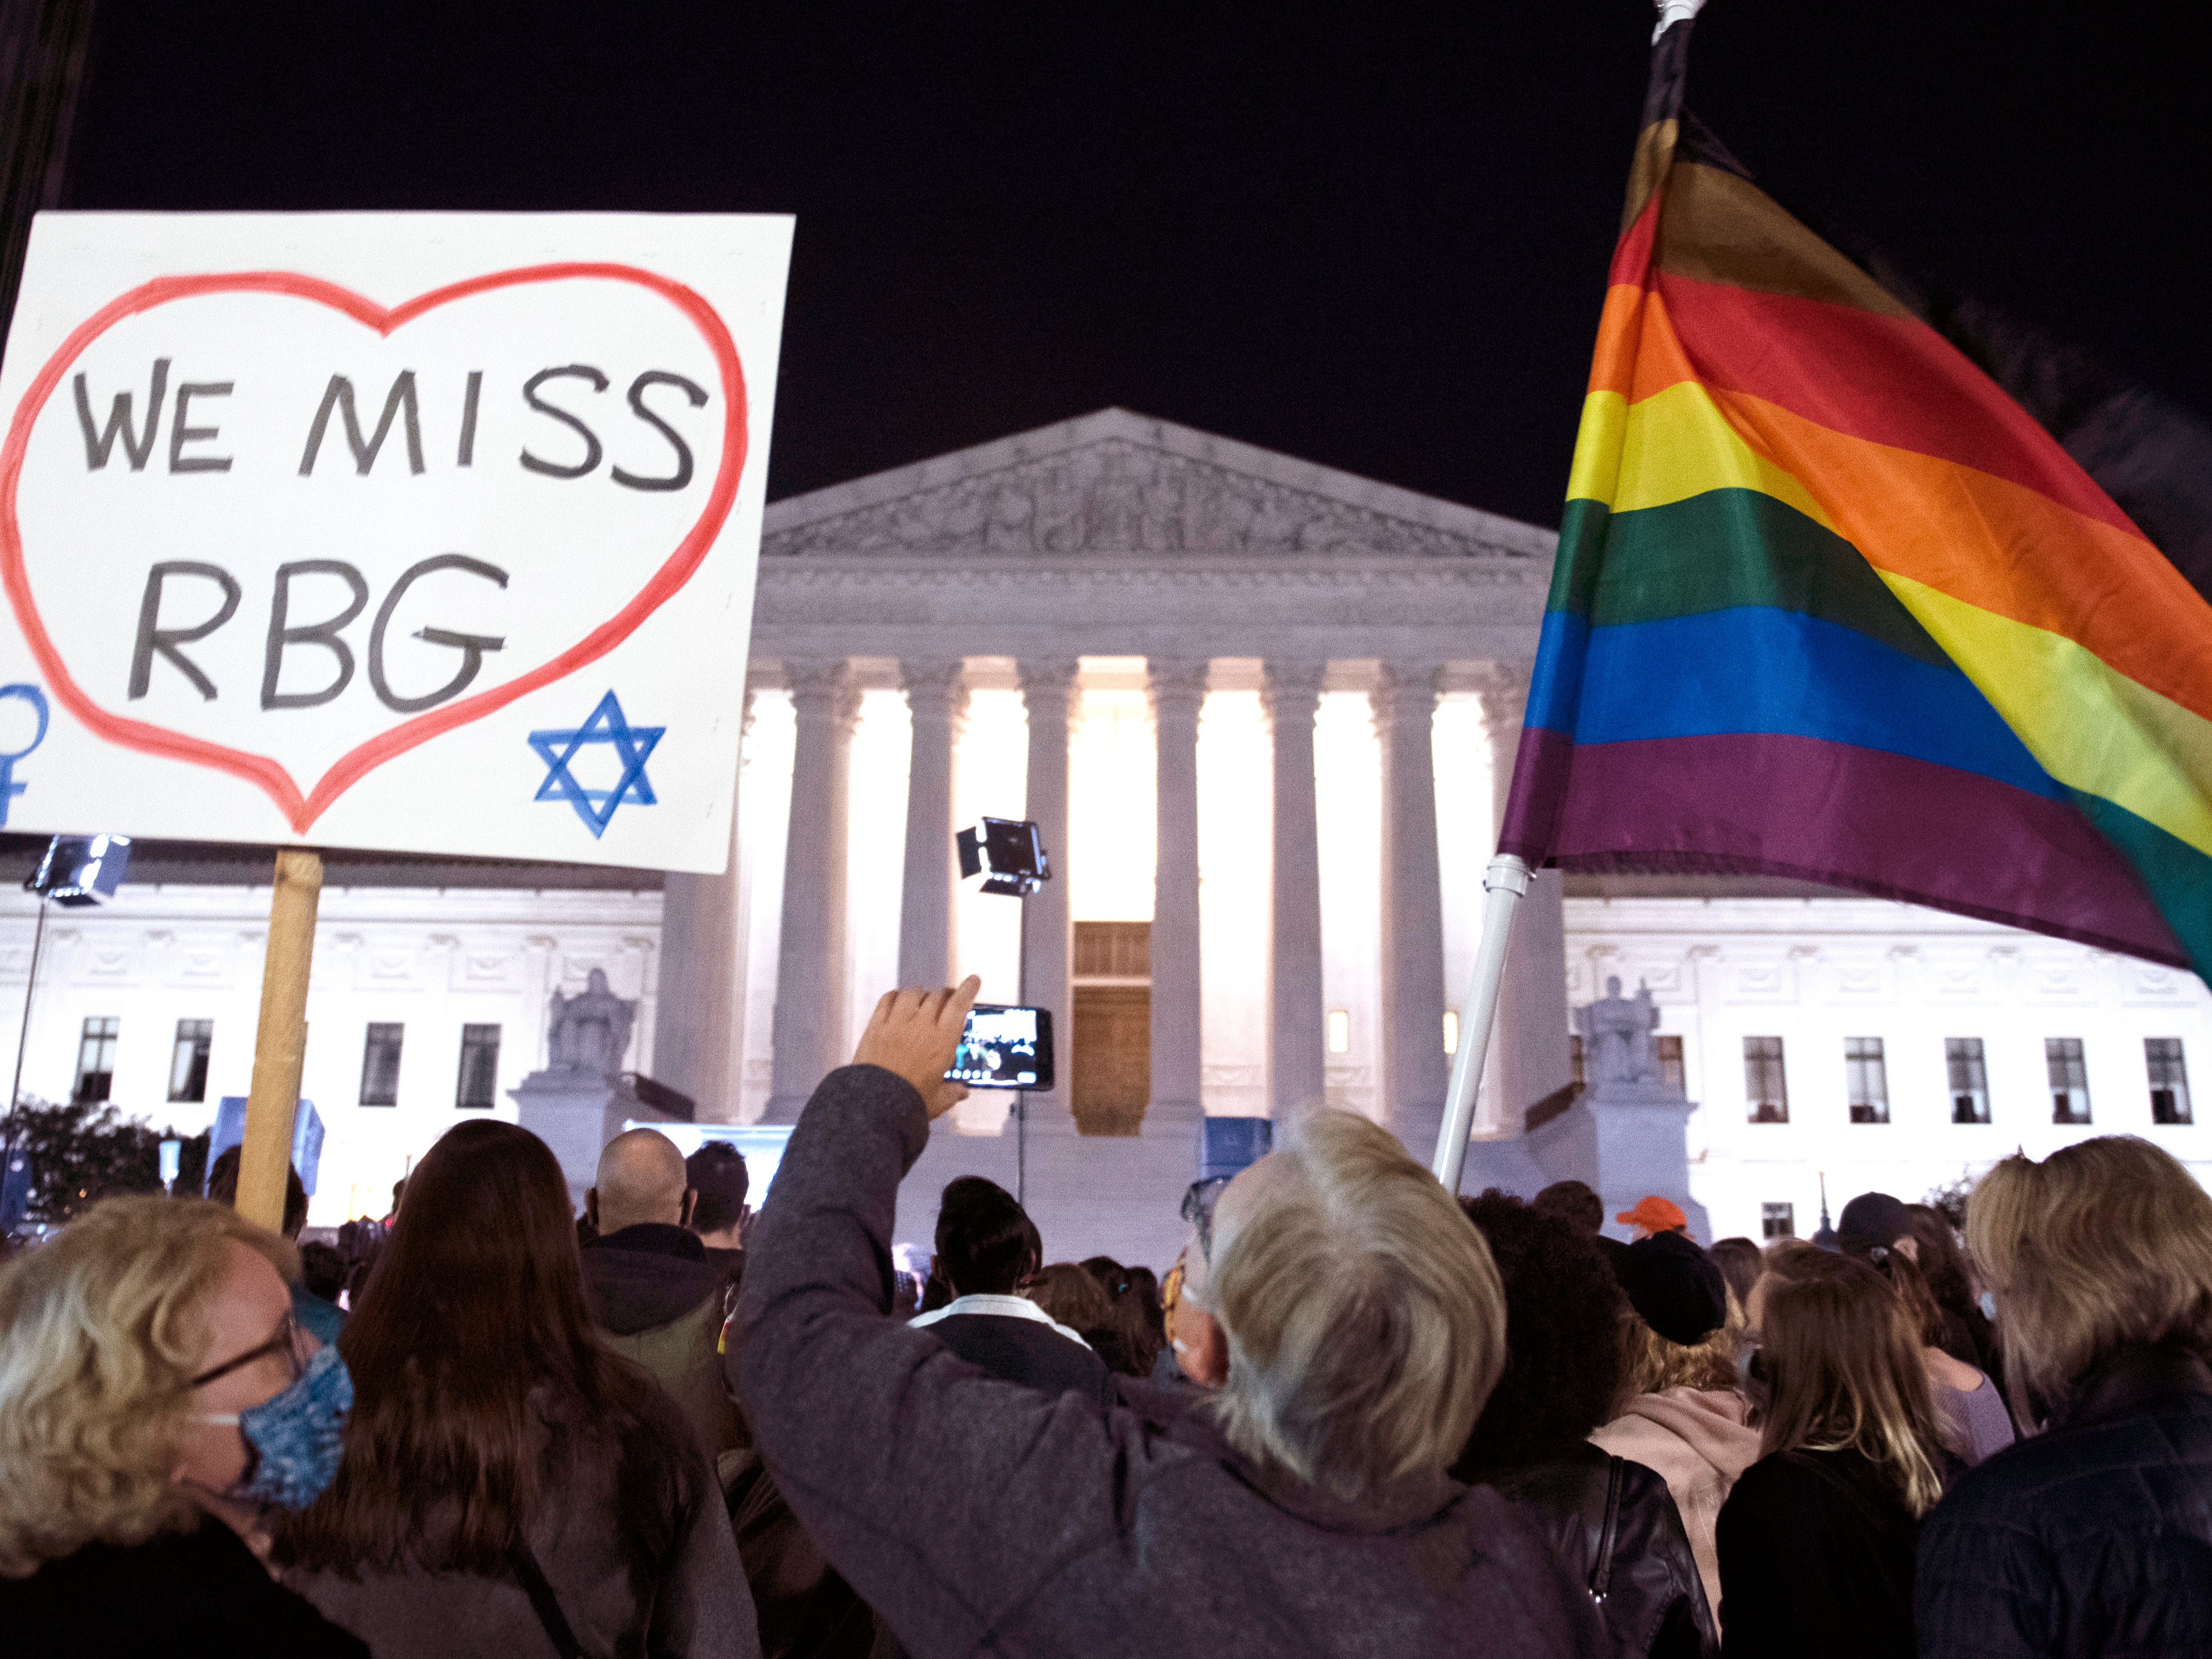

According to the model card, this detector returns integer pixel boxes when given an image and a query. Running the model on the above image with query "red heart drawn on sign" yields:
[0,264,746,833]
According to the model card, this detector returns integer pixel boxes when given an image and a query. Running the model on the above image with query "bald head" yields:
[592,1129,689,1234]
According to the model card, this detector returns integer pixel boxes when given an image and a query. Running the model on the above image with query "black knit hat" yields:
[1618,1229,1729,1346]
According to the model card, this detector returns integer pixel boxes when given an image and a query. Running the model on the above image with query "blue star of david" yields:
[529,690,664,838]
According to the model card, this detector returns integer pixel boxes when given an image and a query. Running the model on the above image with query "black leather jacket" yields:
[1494,1444,1718,1659]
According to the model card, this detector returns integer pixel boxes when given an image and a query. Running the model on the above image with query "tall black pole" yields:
[1015,904,1028,1208]
[8,892,48,1114]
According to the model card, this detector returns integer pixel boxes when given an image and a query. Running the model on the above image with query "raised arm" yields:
[733,984,1148,1652]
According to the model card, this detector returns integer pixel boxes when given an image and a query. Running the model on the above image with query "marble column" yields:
[1479,663,1573,1132]
[764,662,860,1121]
[898,661,966,990]
[1263,661,1328,1116]
[651,687,752,1122]
[1018,659,1080,1122]
[1376,663,1449,1156]
[1148,660,1208,1130]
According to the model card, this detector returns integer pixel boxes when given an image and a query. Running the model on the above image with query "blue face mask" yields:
[198,1339,353,1510]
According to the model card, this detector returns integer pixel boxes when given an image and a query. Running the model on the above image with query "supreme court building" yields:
[7,410,2208,1266]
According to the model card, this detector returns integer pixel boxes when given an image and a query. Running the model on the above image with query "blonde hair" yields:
[1968,1136,2212,1423]
[0,1197,297,1577]
[1207,1110,1506,1499]
[1756,1244,1947,1516]
[1618,1286,1746,1402]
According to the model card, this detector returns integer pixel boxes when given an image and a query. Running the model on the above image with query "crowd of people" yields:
[2,975,2209,1656]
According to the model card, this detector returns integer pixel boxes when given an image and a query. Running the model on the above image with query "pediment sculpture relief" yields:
[763,437,1522,561]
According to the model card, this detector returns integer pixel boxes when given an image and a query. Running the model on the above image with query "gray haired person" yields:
[735,977,1602,1659]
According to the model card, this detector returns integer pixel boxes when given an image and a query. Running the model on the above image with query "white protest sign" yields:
[0,213,791,872]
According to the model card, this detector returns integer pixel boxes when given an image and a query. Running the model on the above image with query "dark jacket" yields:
[0,1522,368,1658]
[920,1310,1117,1407]
[288,1384,759,1658]
[1716,1447,1917,1659]
[1493,1444,1717,1659]
[1917,1343,2212,1658]
[704,1244,748,1303]
[736,1063,1605,1659]
[723,1447,898,1659]
[584,1222,750,1461]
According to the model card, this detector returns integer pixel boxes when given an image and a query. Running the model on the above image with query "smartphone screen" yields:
[945,1004,1055,1090]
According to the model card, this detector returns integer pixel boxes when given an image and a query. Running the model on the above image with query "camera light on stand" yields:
[955,817,1049,898]
[1326,1009,1351,1055]
[29,834,133,906]
[1442,1010,1460,1056]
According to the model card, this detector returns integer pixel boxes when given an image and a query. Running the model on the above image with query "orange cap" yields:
[1616,1195,1688,1233]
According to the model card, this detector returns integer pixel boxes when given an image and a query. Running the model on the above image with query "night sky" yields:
[60,0,2208,532]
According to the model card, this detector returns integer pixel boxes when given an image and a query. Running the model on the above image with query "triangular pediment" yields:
[760,408,1552,561]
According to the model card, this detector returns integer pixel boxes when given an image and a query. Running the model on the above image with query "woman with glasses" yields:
[1163,1176,1231,1385]
[272,1118,757,1658]
[0,1196,368,1657]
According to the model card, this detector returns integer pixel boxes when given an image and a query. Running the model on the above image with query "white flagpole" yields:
[1432,853,1531,1192]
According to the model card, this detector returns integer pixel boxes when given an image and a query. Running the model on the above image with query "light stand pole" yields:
[6,834,133,1221]
[7,891,48,1122]
[1016,923,1028,1207]
[3,894,49,1219]
[956,817,1052,1208]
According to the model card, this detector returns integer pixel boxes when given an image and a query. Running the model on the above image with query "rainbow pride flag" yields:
[1499,16,2212,976]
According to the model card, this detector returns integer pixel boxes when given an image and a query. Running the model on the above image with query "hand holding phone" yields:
[853,977,981,1118]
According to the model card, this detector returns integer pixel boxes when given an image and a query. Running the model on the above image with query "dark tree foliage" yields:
[1922,1175,1973,1231]
[1,1097,208,1222]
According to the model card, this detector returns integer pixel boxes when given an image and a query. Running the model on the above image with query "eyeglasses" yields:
[1181,1177,1228,1262]
[191,1310,306,1390]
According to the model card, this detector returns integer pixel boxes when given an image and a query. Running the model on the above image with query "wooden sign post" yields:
[234,849,321,1232]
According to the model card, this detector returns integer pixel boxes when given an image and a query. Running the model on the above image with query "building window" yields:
[1846,1037,1890,1124]
[2047,1038,2091,1124]
[1326,1010,1351,1055]
[359,1023,404,1107]
[1947,1037,1990,1123]
[1762,1202,1795,1240]
[1744,1036,1788,1122]
[74,1018,119,1104]
[2147,1038,2192,1125]
[168,1020,213,1103]
[1657,1035,1686,1093]
[457,1024,502,1110]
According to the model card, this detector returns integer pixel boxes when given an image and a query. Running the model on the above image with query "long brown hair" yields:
[275,1120,682,1573]
[1080,1256,1166,1377]
[1839,1235,1944,1347]
[1755,1247,1947,1515]
[1026,1262,1113,1333]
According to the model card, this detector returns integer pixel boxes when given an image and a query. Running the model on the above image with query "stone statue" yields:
[1575,975,1660,1086]
[545,967,636,1079]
